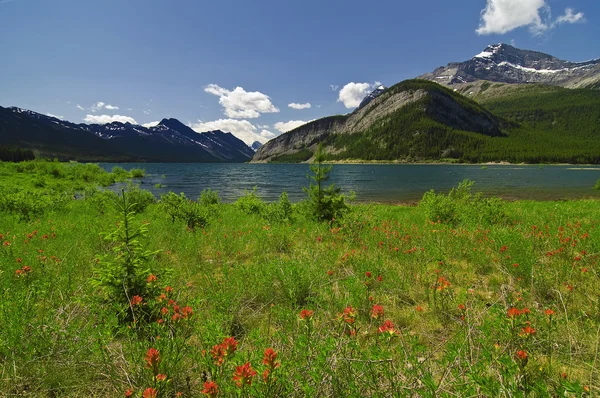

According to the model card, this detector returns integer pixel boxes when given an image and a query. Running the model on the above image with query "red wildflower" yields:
[233,362,257,388]
[131,296,143,306]
[371,304,384,319]
[262,348,280,369]
[516,350,528,361]
[142,388,158,398]
[147,274,157,283]
[125,389,134,397]
[155,374,167,382]
[221,337,238,355]
[378,320,398,336]
[327,270,334,276]
[263,369,272,383]
[520,325,536,337]
[165,286,173,294]
[415,305,424,312]
[16,258,22,263]
[458,303,466,311]
[182,306,193,318]
[507,307,521,318]
[545,309,556,316]
[521,307,531,315]
[299,309,314,320]
[500,245,508,253]
[202,381,219,396]
[365,271,372,278]
[340,306,356,324]
[142,387,158,398]
[161,307,169,315]
[377,275,383,282]
[144,348,160,374]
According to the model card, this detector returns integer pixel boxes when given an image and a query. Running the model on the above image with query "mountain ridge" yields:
[0,107,254,162]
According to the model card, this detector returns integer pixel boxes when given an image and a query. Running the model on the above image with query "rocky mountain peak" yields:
[358,85,387,109]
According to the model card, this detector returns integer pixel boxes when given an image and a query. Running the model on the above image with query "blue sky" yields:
[1,0,598,144]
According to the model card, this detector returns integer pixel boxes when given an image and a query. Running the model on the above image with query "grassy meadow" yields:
[1,160,599,397]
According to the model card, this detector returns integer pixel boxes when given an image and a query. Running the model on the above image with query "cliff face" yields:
[252,80,503,163]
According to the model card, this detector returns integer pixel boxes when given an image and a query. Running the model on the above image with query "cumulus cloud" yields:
[84,114,138,125]
[190,119,276,145]
[556,8,584,24]
[338,82,381,109]
[142,121,160,128]
[288,102,312,110]
[204,84,279,119]
[476,0,585,35]
[273,120,312,133]
[104,104,119,110]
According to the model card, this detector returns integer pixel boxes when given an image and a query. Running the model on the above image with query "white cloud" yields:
[204,84,279,119]
[46,113,64,119]
[142,121,160,128]
[338,82,380,109]
[76,104,84,111]
[556,8,584,24]
[330,85,340,91]
[288,102,312,110]
[476,0,585,35]
[143,109,151,115]
[84,114,138,125]
[89,101,120,112]
[273,120,312,133]
[190,119,276,145]
[476,0,549,35]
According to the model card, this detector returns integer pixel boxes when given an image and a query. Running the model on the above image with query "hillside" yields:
[0,107,254,162]
[253,80,505,163]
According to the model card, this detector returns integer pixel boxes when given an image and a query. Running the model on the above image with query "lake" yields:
[99,163,600,203]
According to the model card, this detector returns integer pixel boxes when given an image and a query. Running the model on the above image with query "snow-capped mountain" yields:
[358,85,387,109]
[251,141,263,151]
[419,44,600,88]
[0,107,254,162]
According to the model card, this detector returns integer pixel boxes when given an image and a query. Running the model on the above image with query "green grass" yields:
[1,161,599,396]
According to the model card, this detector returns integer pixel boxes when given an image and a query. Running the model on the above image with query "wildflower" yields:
[365,271,372,278]
[520,325,536,337]
[378,320,398,336]
[415,305,424,312]
[16,258,22,263]
[144,348,160,374]
[131,296,143,306]
[262,348,280,369]
[156,374,167,382]
[299,309,314,320]
[202,381,219,396]
[377,275,383,282]
[341,306,356,324]
[233,362,257,388]
[147,274,157,283]
[182,306,193,318]
[142,388,158,398]
[516,350,528,362]
[221,337,238,355]
[327,270,334,276]
[161,307,169,315]
[500,245,508,253]
[458,303,466,311]
[521,307,531,315]
[125,389,134,397]
[371,304,384,319]
[165,286,173,294]
[545,309,556,316]
[263,369,272,383]
[507,308,521,318]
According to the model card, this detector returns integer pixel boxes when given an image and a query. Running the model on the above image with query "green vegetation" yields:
[270,148,313,163]
[268,80,600,164]
[1,161,600,396]
[0,145,35,162]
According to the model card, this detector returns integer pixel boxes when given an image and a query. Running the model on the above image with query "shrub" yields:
[235,188,266,215]
[420,180,507,226]
[179,200,210,231]
[129,168,145,178]
[124,184,156,214]
[594,180,600,190]
[199,188,221,206]
[91,190,165,324]
[264,191,295,224]
[159,192,187,223]
[303,144,351,222]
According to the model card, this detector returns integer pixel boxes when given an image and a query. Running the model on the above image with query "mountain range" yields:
[253,44,600,164]
[0,107,254,162]
[2,43,600,164]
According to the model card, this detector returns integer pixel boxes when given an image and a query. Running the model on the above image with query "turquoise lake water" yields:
[100,163,600,203]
